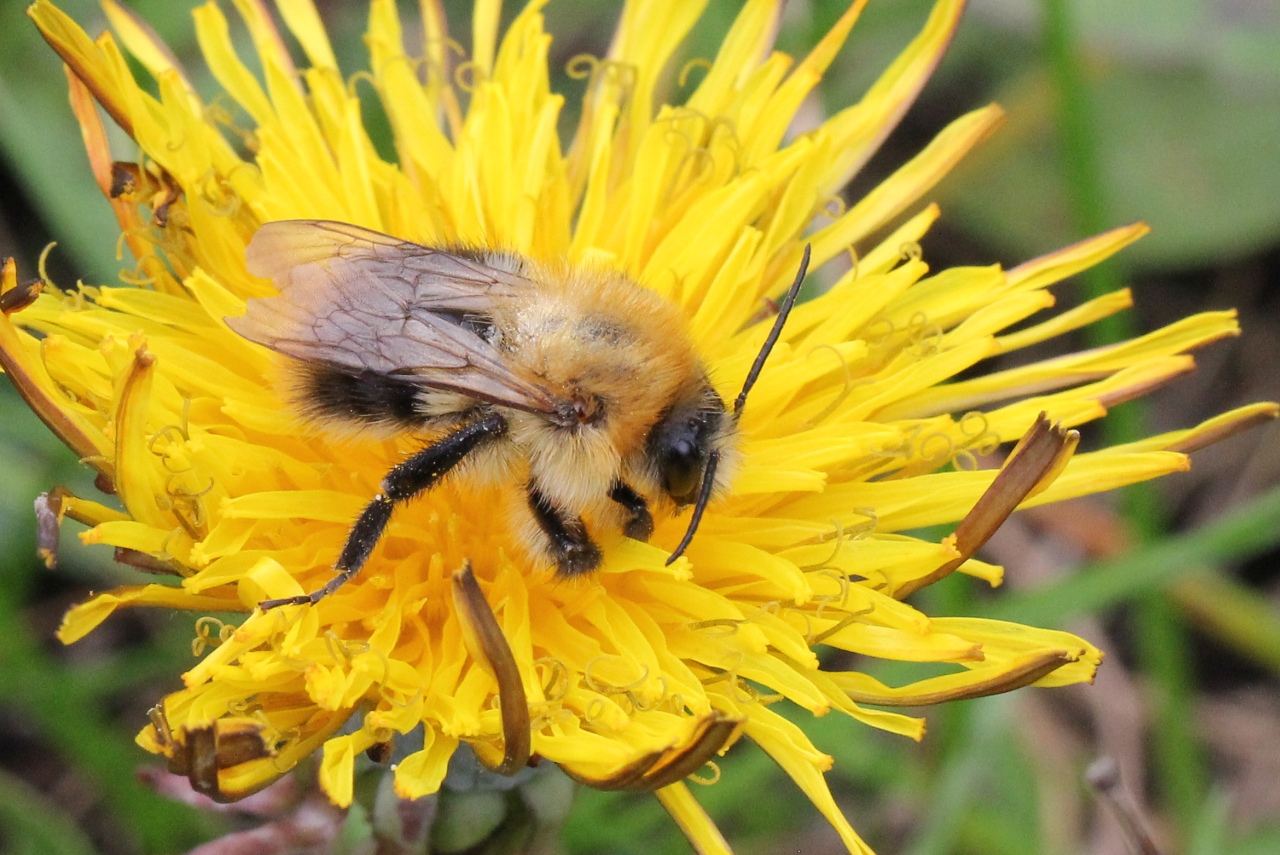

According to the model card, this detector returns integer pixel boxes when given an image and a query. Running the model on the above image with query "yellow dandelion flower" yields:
[5,0,1275,852]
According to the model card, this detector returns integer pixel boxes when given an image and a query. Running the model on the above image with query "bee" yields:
[228,220,808,608]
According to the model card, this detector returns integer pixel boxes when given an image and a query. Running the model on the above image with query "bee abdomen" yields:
[296,364,423,428]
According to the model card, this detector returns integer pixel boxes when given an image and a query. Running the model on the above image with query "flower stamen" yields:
[677,57,712,89]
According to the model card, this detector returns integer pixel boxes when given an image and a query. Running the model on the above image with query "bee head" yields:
[647,392,727,506]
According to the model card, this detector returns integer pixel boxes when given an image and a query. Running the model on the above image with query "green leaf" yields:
[983,485,1280,627]
[934,21,1280,271]
[0,768,99,855]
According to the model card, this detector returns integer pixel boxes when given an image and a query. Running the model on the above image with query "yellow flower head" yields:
[4,0,1274,852]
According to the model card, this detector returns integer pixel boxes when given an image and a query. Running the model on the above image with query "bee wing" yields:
[228,220,563,414]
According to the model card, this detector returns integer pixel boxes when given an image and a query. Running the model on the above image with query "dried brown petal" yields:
[451,561,531,775]
[150,706,278,803]
[113,547,186,576]
[635,715,741,791]
[1167,403,1280,454]
[562,714,742,792]
[897,412,1077,597]
[560,750,664,792]
[844,650,1074,706]
[1,277,45,315]
[94,472,117,495]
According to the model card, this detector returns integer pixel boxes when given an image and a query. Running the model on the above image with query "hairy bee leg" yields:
[261,413,509,609]
[608,481,654,542]
[528,487,602,578]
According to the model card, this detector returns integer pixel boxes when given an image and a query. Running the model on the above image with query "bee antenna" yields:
[665,450,720,565]
[732,243,811,417]
[666,245,811,567]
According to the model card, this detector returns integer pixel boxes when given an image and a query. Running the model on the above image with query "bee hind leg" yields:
[608,481,654,542]
[260,412,509,609]
[528,486,602,578]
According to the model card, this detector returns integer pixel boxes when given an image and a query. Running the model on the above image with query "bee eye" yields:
[661,438,703,503]
[649,405,722,505]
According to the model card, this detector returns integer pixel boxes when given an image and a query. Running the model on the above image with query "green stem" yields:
[1172,575,1280,676]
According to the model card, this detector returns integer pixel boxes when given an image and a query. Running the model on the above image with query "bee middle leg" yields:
[261,412,509,609]
[608,481,654,542]
[528,487,601,578]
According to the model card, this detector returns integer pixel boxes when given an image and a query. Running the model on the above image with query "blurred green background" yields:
[2,1,1279,853]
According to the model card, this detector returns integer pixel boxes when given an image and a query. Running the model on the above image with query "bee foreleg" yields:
[608,481,654,542]
[260,412,509,609]
[528,487,602,578]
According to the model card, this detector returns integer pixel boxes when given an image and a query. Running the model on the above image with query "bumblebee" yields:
[228,220,807,607]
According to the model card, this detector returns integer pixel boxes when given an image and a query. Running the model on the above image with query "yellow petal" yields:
[656,783,734,855]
